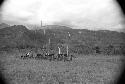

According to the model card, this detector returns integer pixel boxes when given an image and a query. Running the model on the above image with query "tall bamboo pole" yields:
[66,45,68,55]
[58,47,61,54]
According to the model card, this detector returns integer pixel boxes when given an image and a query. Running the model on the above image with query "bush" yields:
[71,45,94,55]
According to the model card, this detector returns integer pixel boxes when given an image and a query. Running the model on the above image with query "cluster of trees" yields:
[70,44,125,55]
[2,42,124,55]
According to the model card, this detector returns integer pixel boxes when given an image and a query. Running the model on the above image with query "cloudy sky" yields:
[1,0,125,31]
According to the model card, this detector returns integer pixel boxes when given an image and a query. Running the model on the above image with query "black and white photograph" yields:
[0,0,125,84]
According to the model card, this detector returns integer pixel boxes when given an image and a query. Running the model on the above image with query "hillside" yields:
[0,25,47,50]
[0,24,125,55]
[0,23,10,29]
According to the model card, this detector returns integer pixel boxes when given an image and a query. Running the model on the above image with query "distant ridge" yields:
[26,25,72,30]
[42,25,72,29]
[27,25,72,30]
[0,23,10,29]
[0,25,46,49]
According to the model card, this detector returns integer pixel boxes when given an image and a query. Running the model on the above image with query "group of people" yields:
[21,50,75,61]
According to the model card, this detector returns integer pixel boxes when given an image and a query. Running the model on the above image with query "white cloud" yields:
[1,0,124,31]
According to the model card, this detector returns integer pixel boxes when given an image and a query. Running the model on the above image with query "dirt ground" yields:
[0,51,125,84]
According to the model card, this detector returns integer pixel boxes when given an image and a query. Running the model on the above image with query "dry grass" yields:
[0,51,124,84]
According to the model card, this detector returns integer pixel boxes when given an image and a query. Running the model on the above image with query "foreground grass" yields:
[0,51,125,84]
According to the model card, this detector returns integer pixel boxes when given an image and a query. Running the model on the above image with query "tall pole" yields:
[66,45,68,55]
[67,32,70,55]
[48,38,50,54]
[41,20,42,27]
[58,47,61,54]
[41,20,46,35]
[41,20,46,49]
[44,28,46,35]
[49,38,50,45]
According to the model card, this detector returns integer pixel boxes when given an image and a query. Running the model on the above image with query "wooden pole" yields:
[49,38,50,45]
[67,45,68,55]
[58,47,61,54]
[48,38,50,54]
[44,29,46,35]
[41,20,46,35]
[41,20,42,27]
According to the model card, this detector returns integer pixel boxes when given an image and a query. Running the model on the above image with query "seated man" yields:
[57,54,63,61]
[36,53,43,59]
[26,51,34,58]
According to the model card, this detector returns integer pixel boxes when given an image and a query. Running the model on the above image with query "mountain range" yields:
[0,23,125,54]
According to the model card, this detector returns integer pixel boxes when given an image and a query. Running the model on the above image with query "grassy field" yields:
[0,50,125,84]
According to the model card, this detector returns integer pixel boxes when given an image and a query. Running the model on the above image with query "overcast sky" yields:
[1,0,125,31]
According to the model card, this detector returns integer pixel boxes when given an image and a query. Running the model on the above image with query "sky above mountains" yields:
[1,0,125,31]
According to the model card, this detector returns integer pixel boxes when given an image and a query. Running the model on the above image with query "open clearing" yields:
[0,52,125,84]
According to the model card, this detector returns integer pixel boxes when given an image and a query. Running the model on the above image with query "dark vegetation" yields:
[0,23,125,55]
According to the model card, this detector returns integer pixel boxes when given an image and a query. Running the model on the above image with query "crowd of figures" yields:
[20,50,75,62]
